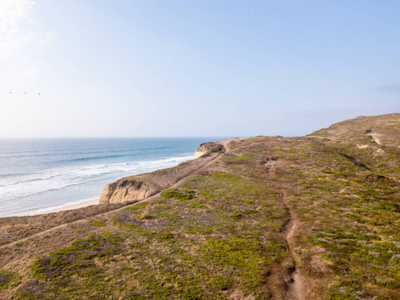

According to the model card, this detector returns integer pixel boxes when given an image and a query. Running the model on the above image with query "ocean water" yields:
[0,138,222,218]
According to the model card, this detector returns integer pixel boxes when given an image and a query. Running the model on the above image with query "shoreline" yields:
[0,198,100,218]
[28,198,99,215]
[41,152,198,215]
[1,138,217,219]
[3,150,205,218]
[44,198,99,214]
[4,154,197,218]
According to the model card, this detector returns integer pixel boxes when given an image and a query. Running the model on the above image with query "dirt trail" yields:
[0,139,235,251]
[281,190,305,300]
[231,140,307,299]
[369,133,383,145]
[264,156,306,300]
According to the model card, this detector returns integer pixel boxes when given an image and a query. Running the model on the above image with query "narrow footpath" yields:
[264,155,306,300]
[281,190,305,300]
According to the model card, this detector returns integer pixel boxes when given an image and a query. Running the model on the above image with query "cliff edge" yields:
[193,142,224,159]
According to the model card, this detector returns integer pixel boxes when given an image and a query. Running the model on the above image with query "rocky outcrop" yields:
[98,178,157,204]
[193,142,224,159]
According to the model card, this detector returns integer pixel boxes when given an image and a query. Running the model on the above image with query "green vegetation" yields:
[92,221,106,227]
[32,232,125,281]
[12,232,126,299]
[0,270,19,290]
[160,188,195,200]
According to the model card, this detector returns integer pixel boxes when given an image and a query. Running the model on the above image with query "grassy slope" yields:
[1,114,400,299]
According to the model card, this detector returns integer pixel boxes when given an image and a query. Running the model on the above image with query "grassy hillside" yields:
[1,114,400,299]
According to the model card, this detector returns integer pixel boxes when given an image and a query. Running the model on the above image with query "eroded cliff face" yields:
[98,178,157,204]
[99,143,225,204]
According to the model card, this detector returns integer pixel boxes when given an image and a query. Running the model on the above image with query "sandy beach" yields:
[45,199,99,214]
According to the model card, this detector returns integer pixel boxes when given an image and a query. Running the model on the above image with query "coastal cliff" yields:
[98,178,157,204]
[99,142,225,204]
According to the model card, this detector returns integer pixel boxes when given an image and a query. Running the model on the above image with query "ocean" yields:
[0,138,222,218]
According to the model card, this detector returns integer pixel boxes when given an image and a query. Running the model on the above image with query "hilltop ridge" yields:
[310,113,400,147]
[1,114,400,299]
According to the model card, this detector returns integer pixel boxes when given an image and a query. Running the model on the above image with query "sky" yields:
[0,0,400,138]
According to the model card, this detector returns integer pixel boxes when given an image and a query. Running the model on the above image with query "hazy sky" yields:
[1,0,399,137]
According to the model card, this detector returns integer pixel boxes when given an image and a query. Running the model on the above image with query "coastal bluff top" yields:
[193,142,225,159]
